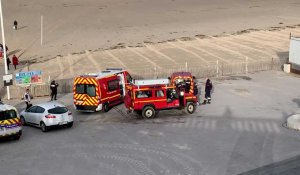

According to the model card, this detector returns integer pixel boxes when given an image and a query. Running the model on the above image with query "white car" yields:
[20,102,73,132]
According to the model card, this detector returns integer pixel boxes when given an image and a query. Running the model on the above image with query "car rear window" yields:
[48,107,68,114]
[76,84,85,94]
[0,110,17,121]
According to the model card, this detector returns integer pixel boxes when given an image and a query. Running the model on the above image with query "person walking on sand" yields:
[13,20,18,30]
[50,80,59,101]
[203,78,213,104]
[12,55,19,69]
[24,89,31,109]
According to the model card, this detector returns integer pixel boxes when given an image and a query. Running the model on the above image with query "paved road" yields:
[1,71,300,175]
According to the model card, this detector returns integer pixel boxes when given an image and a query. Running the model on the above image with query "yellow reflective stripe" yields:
[134,99,166,103]
[101,94,120,101]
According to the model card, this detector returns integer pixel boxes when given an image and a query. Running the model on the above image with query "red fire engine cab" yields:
[73,68,132,112]
[124,79,198,119]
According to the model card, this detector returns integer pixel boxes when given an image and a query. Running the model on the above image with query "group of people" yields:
[23,80,59,109]
[6,55,19,70]
[0,43,19,70]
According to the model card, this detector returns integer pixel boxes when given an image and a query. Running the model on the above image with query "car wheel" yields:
[103,103,110,112]
[186,102,196,114]
[40,122,48,132]
[13,135,21,140]
[20,116,26,126]
[67,122,73,128]
[142,106,155,119]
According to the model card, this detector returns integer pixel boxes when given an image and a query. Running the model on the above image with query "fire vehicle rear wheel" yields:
[142,106,156,119]
[186,102,196,114]
[103,103,110,112]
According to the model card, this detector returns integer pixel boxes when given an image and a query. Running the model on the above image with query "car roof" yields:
[34,102,65,109]
[0,103,17,111]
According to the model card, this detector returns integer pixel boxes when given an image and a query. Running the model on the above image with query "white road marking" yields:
[206,35,274,59]
[167,41,209,64]
[126,46,161,69]
[177,39,229,63]
[86,50,101,72]
[145,45,178,64]
[195,37,256,61]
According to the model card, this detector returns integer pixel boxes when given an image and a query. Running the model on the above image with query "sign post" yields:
[0,0,10,99]
[3,74,12,86]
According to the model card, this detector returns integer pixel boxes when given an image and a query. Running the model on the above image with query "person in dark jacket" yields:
[13,20,18,30]
[50,80,59,101]
[6,57,11,70]
[193,76,201,105]
[203,79,213,104]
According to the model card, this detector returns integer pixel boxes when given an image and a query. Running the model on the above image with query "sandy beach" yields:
[1,0,300,61]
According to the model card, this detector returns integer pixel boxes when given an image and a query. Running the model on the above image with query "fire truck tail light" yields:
[180,91,184,96]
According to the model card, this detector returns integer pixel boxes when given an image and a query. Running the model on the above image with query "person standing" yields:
[13,20,18,30]
[50,80,59,101]
[12,55,19,69]
[203,79,213,104]
[24,89,31,109]
[6,56,11,70]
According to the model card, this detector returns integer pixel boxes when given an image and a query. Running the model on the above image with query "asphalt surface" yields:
[1,71,300,175]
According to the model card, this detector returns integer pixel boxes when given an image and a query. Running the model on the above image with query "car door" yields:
[24,106,37,123]
[34,106,45,125]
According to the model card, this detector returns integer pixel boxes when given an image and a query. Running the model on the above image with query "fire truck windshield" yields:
[76,84,96,97]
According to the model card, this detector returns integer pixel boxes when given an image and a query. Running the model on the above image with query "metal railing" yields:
[2,58,285,99]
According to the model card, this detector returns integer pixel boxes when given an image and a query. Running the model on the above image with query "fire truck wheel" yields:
[142,106,156,119]
[103,103,110,112]
[186,102,196,114]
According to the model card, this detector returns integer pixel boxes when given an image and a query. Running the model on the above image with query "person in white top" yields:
[24,89,31,109]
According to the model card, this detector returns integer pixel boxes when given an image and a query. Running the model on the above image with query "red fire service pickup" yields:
[73,68,132,112]
[124,79,198,119]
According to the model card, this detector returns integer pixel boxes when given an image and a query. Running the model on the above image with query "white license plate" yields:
[59,121,68,125]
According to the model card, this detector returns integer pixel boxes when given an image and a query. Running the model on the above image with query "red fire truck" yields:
[170,72,195,94]
[124,79,198,119]
[73,68,132,112]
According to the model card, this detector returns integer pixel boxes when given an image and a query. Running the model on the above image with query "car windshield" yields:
[0,110,17,121]
[76,84,96,97]
[48,107,68,114]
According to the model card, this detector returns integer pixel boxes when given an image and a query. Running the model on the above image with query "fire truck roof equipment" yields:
[134,79,170,86]
[81,69,126,79]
